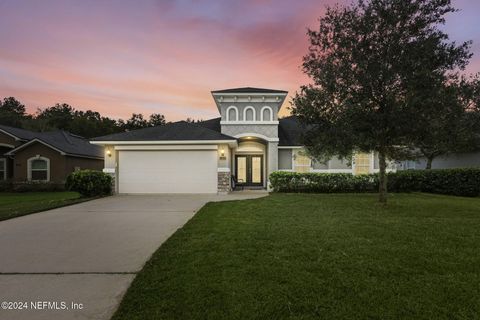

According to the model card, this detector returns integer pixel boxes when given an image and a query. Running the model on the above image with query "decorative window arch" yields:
[226,106,239,121]
[27,156,50,182]
[243,106,256,121]
[260,106,273,121]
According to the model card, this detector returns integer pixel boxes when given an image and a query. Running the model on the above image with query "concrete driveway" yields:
[0,193,266,320]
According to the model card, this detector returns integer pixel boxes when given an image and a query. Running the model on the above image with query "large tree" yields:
[0,97,29,127]
[292,0,472,202]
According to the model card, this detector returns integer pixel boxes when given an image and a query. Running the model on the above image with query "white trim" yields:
[114,145,218,151]
[278,146,303,149]
[0,143,15,148]
[217,167,230,173]
[0,158,6,180]
[6,138,66,156]
[226,106,239,121]
[27,156,50,182]
[243,106,256,121]
[220,121,279,125]
[91,140,238,146]
[103,168,115,174]
[212,92,287,97]
[233,133,279,142]
[260,106,273,121]
[310,169,353,173]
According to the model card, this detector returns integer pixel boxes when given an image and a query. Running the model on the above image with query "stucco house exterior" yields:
[0,125,104,184]
[91,87,398,194]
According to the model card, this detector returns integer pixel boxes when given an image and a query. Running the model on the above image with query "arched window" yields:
[226,106,238,121]
[28,156,50,181]
[261,106,273,121]
[244,106,256,121]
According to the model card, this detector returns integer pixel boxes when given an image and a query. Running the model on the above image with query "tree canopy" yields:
[292,0,474,202]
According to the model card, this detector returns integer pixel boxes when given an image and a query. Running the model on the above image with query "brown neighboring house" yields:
[0,125,104,184]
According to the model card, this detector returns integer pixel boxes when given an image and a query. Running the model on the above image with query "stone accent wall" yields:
[218,172,231,193]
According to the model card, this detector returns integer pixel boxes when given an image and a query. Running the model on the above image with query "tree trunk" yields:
[378,151,387,204]
[425,156,433,170]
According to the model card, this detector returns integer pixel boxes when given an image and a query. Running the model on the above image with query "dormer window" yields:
[244,106,256,121]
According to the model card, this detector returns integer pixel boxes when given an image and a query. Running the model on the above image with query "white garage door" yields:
[118,150,217,194]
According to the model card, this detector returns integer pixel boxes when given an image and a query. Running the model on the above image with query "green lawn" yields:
[113,193,480,320]
[0,192,86,221]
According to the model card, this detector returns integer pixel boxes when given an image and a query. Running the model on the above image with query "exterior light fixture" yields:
[106,150,112,157]
[220,149,225,157]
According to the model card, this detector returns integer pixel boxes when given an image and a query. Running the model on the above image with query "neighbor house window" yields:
[28,157,50,181]
[0,158,6,181]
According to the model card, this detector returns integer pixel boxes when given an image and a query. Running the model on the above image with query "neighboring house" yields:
[91,87,396,194]
[398,151,480,170]
[0,125,104,184]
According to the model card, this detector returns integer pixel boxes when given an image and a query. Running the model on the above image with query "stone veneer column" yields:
[267,142,278,191]
[217,171,231,194]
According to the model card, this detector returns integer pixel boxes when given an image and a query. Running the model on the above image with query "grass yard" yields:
[113,193,480,320]
[0,192,87,221]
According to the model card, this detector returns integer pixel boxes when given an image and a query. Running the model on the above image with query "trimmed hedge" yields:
[65,170,112,197]
[270,168,480,197]
[388,168,480,197]
[269,172,379,193]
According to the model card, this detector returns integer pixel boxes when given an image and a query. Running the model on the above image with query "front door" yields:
[235,155,263,186]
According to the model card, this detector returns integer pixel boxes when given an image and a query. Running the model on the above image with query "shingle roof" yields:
[37,131,104,158]
[196,117,221,132]
[211,87,288,94]
[0,125,39,141]
[6,130,104,158]
[91,121,236,141]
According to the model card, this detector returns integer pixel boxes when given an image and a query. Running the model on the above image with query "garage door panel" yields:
[119,150,217,194]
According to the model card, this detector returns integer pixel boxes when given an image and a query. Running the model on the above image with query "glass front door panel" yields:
[237,157,247,184]
[251,156,261,183]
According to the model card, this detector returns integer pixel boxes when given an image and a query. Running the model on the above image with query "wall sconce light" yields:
[106,150,112,157]
[220,149,225,157]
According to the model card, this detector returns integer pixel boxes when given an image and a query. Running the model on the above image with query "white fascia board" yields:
[0,129,26,142]
[212,92,288,97]
[220,121,279,125]
[115,145,218,151]
[5,138,66,156]
[90,140,237,145]
[278,146,303,149]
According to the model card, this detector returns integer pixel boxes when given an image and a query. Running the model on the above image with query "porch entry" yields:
[235,155,263,187]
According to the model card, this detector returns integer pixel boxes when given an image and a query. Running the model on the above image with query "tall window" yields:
[261,106,273,121]
[244,107,255,121]
[227,106,238,121]
[0,158,5,181]
[28,157,50,181]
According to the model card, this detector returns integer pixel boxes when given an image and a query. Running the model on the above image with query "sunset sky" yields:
[0,0,479,121]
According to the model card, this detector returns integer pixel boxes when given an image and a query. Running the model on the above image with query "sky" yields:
[0,0,479,121]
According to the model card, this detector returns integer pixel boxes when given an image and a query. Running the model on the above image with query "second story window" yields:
[226,106,238,121]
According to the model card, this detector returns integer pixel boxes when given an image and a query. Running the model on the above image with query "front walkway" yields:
[0,193,266,320]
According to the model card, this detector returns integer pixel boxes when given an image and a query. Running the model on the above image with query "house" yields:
[91,87,393,194]
[0,125,104,184]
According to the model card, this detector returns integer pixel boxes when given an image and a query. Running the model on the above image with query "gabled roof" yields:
[6,131,104,159]
[90,121,237,142]
[0,125,39,141]
[211,87,288,94]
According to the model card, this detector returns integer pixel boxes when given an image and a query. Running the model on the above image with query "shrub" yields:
[65,170,112,197]
[269,171,378,193]
[0,180,13,192]
[12,181,65,192]
[270,168,480,197]
[387,168,480,197]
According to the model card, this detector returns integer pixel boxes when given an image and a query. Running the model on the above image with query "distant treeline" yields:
[0,97,201,138]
